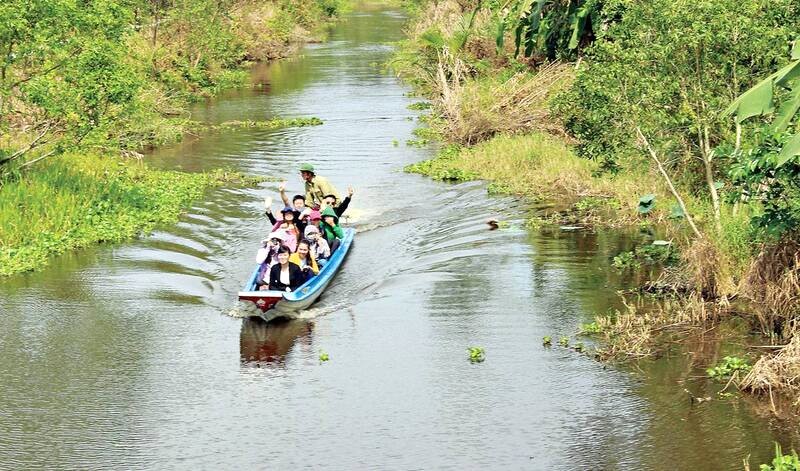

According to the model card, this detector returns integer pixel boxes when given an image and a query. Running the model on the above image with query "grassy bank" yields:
[0,1,343,276]
[0,154,263,276]
[396,0,800,411]
[406,133,672,225]
[0,0,349,167]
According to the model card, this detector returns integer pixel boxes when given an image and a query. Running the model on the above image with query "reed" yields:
[741,334,800,406]
[741,238,800,337]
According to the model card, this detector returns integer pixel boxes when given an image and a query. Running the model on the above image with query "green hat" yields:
[299,163,315,173]
[320,206,338,223]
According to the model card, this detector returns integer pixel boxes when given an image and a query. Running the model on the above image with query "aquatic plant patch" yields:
[707,356,752,380]
[203,117,324,131]
[758,444,800,471]
[579,321,603,335]
[407,101,432,110]
[0,154,263,276]
[612,243,679,269]
[468,346,485,363]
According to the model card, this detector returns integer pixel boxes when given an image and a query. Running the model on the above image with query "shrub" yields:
[553,0,799,176]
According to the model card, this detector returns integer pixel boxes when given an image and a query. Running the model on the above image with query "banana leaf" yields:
[776,134,800,167]
[568,0,596,49]
[772,85,800,133]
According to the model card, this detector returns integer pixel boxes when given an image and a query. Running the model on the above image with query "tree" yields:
[0,0,139,167]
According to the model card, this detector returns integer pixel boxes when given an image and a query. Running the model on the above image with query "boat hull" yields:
[237,228,354,322]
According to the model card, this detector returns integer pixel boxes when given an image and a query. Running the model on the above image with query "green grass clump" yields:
[319,350,329,362]
[405,133,663,219]
[558,336,569,347]
[542,336,552,347]
[0,154,262,276]
[405,145,479,182]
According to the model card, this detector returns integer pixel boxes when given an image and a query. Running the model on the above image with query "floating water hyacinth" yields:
[319,350,329,362]
[468,347,485,363]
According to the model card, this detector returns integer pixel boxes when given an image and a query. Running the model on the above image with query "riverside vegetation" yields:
[0,0,348,275]
[394,0,800,425]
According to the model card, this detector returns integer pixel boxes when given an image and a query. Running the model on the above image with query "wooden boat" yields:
[238,228,355,322]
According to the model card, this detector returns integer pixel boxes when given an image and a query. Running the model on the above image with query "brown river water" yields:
[1,3,797,469]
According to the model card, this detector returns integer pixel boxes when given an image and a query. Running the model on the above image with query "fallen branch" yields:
[635,127,702,238]
[0,122,53,166]
[19,149,58,169]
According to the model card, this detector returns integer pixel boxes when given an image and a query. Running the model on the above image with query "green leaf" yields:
[669,204,685,219]
[793,40,800,60]
[568,0,596,50]
[639,194,656,204]
[496,17,506,50]
[772,85,800,132]
[776,134,800,167]
[638,194,656,214]
[774,60,800,88]
[722,76,775,123]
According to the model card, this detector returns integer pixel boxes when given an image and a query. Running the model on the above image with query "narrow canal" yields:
[0,2,792,469]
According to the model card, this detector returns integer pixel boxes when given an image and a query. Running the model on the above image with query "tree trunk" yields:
[702,126,722,232]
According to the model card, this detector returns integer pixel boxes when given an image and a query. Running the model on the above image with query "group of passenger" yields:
[255,163,353,292]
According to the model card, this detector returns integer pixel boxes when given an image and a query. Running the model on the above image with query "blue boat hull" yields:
[238,228,355,321]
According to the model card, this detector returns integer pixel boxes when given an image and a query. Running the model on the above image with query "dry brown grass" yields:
[402,0,571,145]
[741,238,800,337]
[741,334,800,407]
[594,295,721,360]
[681,235,737,300]
[434,61,574,144]
[230,1,309,61]
[407,0,480,40]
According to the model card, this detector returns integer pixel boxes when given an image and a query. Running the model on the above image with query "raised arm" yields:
[335,186,354,217]
[279,181,290,206]
[264,197,277,225]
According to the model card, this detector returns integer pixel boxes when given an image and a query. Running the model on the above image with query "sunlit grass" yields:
[0,153,261,276]
[406,132,671,219]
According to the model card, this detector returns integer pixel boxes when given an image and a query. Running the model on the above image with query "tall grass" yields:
[406,132,667,217]
[0,154,260,276]
[433,61,574,144]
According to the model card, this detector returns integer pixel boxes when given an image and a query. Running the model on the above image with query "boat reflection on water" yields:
[239,318,314,366]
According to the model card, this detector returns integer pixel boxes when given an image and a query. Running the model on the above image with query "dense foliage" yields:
[553,0,799,172]
[0,0,347,168]
[495,0,604,61]
[0,0,344,275]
